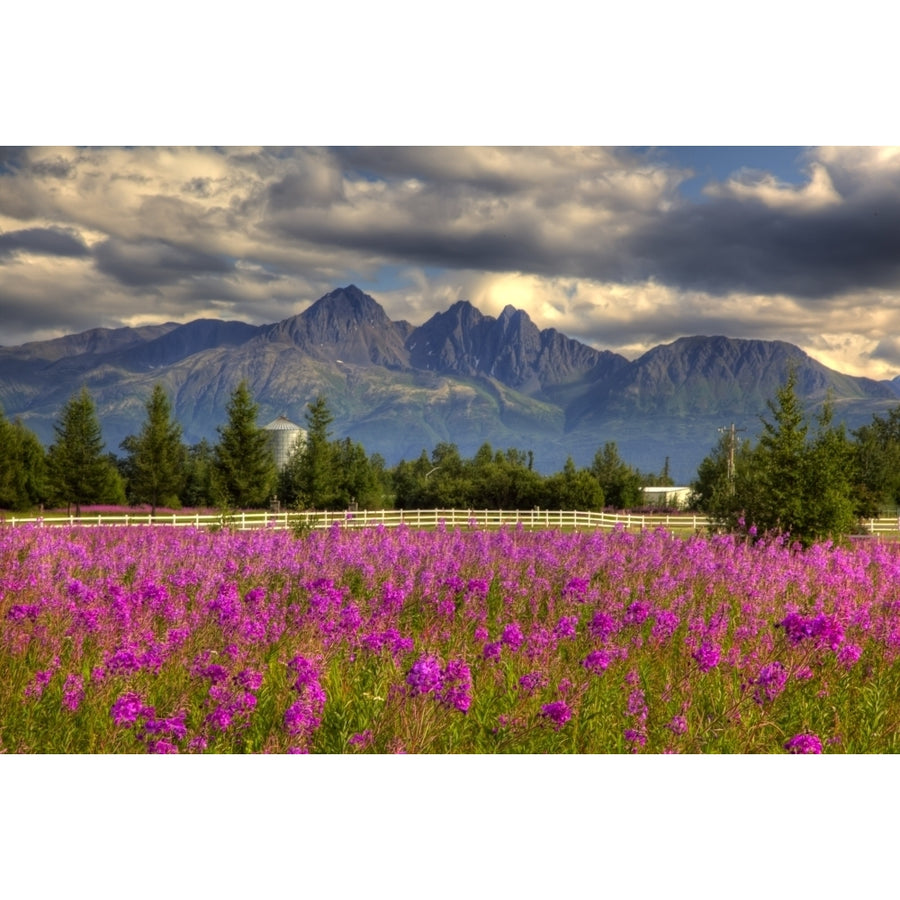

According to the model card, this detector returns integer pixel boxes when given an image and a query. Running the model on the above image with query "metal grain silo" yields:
[262,415,306,470]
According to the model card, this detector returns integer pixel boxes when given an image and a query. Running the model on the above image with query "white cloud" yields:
[704,161,842,211]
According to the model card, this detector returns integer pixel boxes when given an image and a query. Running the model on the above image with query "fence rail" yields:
[1,508,710,531]
[3,508,900,536]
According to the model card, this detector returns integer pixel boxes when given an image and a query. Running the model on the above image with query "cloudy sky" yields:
[4,145,900,378]
[4,5,898,379]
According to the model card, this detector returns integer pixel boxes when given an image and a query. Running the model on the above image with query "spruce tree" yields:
[591,442,642,509]
[213,381,276,508]
[121,383,186,514]
[754,366,808,534]
[182,439,216,508]
[280,396,338,509]
[46,387,117,516]
[692,368,858,545]
[0,408,46,511]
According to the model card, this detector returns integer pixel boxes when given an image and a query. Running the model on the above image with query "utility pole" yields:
[718,423,746,496]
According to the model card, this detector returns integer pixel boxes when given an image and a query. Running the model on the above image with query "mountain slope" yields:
[570,335,896,424]
[1,287,897,481]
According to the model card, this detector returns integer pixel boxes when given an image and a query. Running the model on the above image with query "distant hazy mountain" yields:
[1,285,897,482]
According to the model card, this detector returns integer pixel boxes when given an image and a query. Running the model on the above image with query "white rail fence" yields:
[3,508,900,536]
[2,508,706,531]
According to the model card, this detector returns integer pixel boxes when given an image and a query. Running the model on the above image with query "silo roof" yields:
[262,415,303,432]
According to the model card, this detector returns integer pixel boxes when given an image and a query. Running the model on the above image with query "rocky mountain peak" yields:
[259,285,409,367]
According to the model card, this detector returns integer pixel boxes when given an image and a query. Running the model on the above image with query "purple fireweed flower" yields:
[140,644,165,675]
[406,654,443,696]
[106,649,142,675]
[651,609,680,643]
[666,715,688,735]
[146,739,179,754]
[624,601,651,626]
[501,622,524,651]
[200,664,229,684]
[244,586,266,606]
[284,698,322,737]
[589,611,617,642]
[473,625,489,643]
[437,659,472,713]
[349,729,374,749]
[777,613,844,650]
[240,619,267,643]
[188,736,208,752]
[540,701,572,729]
[379,583,407,615]
[814,616,845,651]
[206,706,234,732]
[562,576,590,602]
[518,671,548,694]
[626,688,648,720]
[144,710,188,741]
[784,733,823,754]
[339,602,363,632]
[62,674,85,713]
[582,649,612,675]
[6,604,40,622]
[837,643,863,668]
[389,633,414,658]
[24,667,56,700]
[482,641,502,661]
[234,668,265,692]
[360,631,388,654]
[208,582,241,627]
[751,661,788,705]
[111,692,152,728]
[165,627,190,650]
[288,655,320,688]
[554,616,579,640]
[624,728,647,747]
[692,641,721,673]
[525,626,554,660]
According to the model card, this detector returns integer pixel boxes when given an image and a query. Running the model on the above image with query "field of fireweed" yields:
[2,520,900,754]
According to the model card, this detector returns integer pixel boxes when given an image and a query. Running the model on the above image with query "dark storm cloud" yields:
[0,284,120,346]
[93,237,235,288]
[871,337,900,368]
[271,211,560,276]
[0,227,89,259]
[624,193,900,299]
[269,148,900,303]
[333,147,531,196]
[267,168,345,211]
[29,154,76,180]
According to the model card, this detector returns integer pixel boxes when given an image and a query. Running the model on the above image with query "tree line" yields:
[0,381,674,515]
[4,372,900,544]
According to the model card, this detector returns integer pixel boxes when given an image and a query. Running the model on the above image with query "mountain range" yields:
[2,284,899,482]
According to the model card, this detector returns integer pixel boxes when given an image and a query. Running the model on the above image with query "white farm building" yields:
[641,486,693,509]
